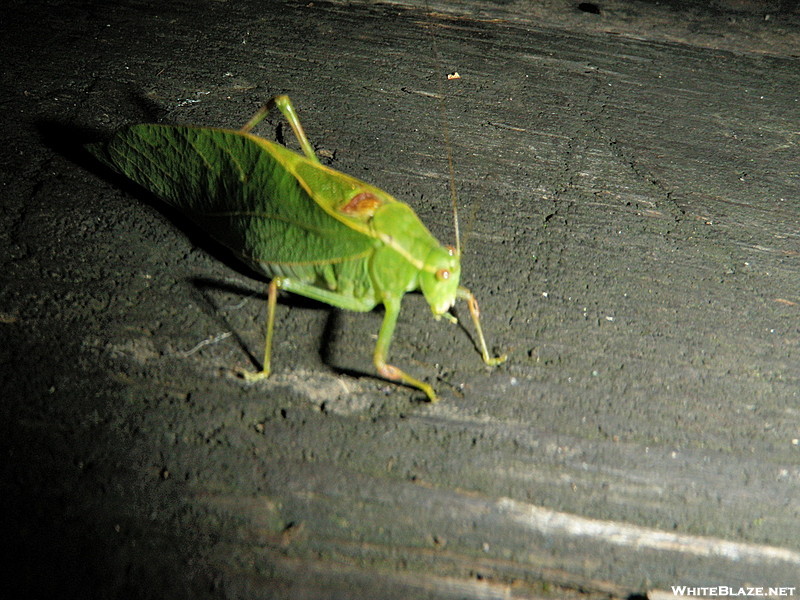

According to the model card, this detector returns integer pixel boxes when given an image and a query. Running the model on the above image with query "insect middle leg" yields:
[240,278,437,401]
[239,276,376,378]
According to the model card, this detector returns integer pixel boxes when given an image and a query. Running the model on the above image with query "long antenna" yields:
[425,3,461,256]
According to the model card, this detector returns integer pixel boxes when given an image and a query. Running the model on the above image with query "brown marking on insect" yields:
[340,191,382,218]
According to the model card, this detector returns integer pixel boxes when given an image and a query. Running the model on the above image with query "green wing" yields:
[89,125,376,271]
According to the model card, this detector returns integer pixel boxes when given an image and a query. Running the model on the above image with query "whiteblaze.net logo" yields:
[670,587,796,597]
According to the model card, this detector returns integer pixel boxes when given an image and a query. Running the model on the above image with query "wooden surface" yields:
[2,0,799,598]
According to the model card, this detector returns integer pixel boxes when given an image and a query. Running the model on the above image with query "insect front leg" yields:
[457,286,508,367]
[374,295,438,402]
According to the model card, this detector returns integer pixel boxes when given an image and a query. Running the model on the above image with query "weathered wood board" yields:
[1,0,798,598]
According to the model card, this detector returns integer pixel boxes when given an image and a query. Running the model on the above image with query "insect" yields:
[88,95,506,401]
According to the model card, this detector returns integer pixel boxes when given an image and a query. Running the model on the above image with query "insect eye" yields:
[445,245,457,256]
[436,268,450,281]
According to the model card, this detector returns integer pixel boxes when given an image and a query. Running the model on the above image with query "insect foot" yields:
[377,364,438,403]
[486,354,508,367]
[237,368,271,382]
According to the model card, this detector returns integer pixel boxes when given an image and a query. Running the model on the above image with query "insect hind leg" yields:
[240,95,321,164]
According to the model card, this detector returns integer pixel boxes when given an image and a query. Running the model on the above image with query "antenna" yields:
[425,3,461,256]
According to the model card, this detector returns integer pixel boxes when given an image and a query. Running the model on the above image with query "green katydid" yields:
[88,95,506,401]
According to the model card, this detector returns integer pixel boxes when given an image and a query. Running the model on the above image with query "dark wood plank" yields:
[2,0,799,597]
